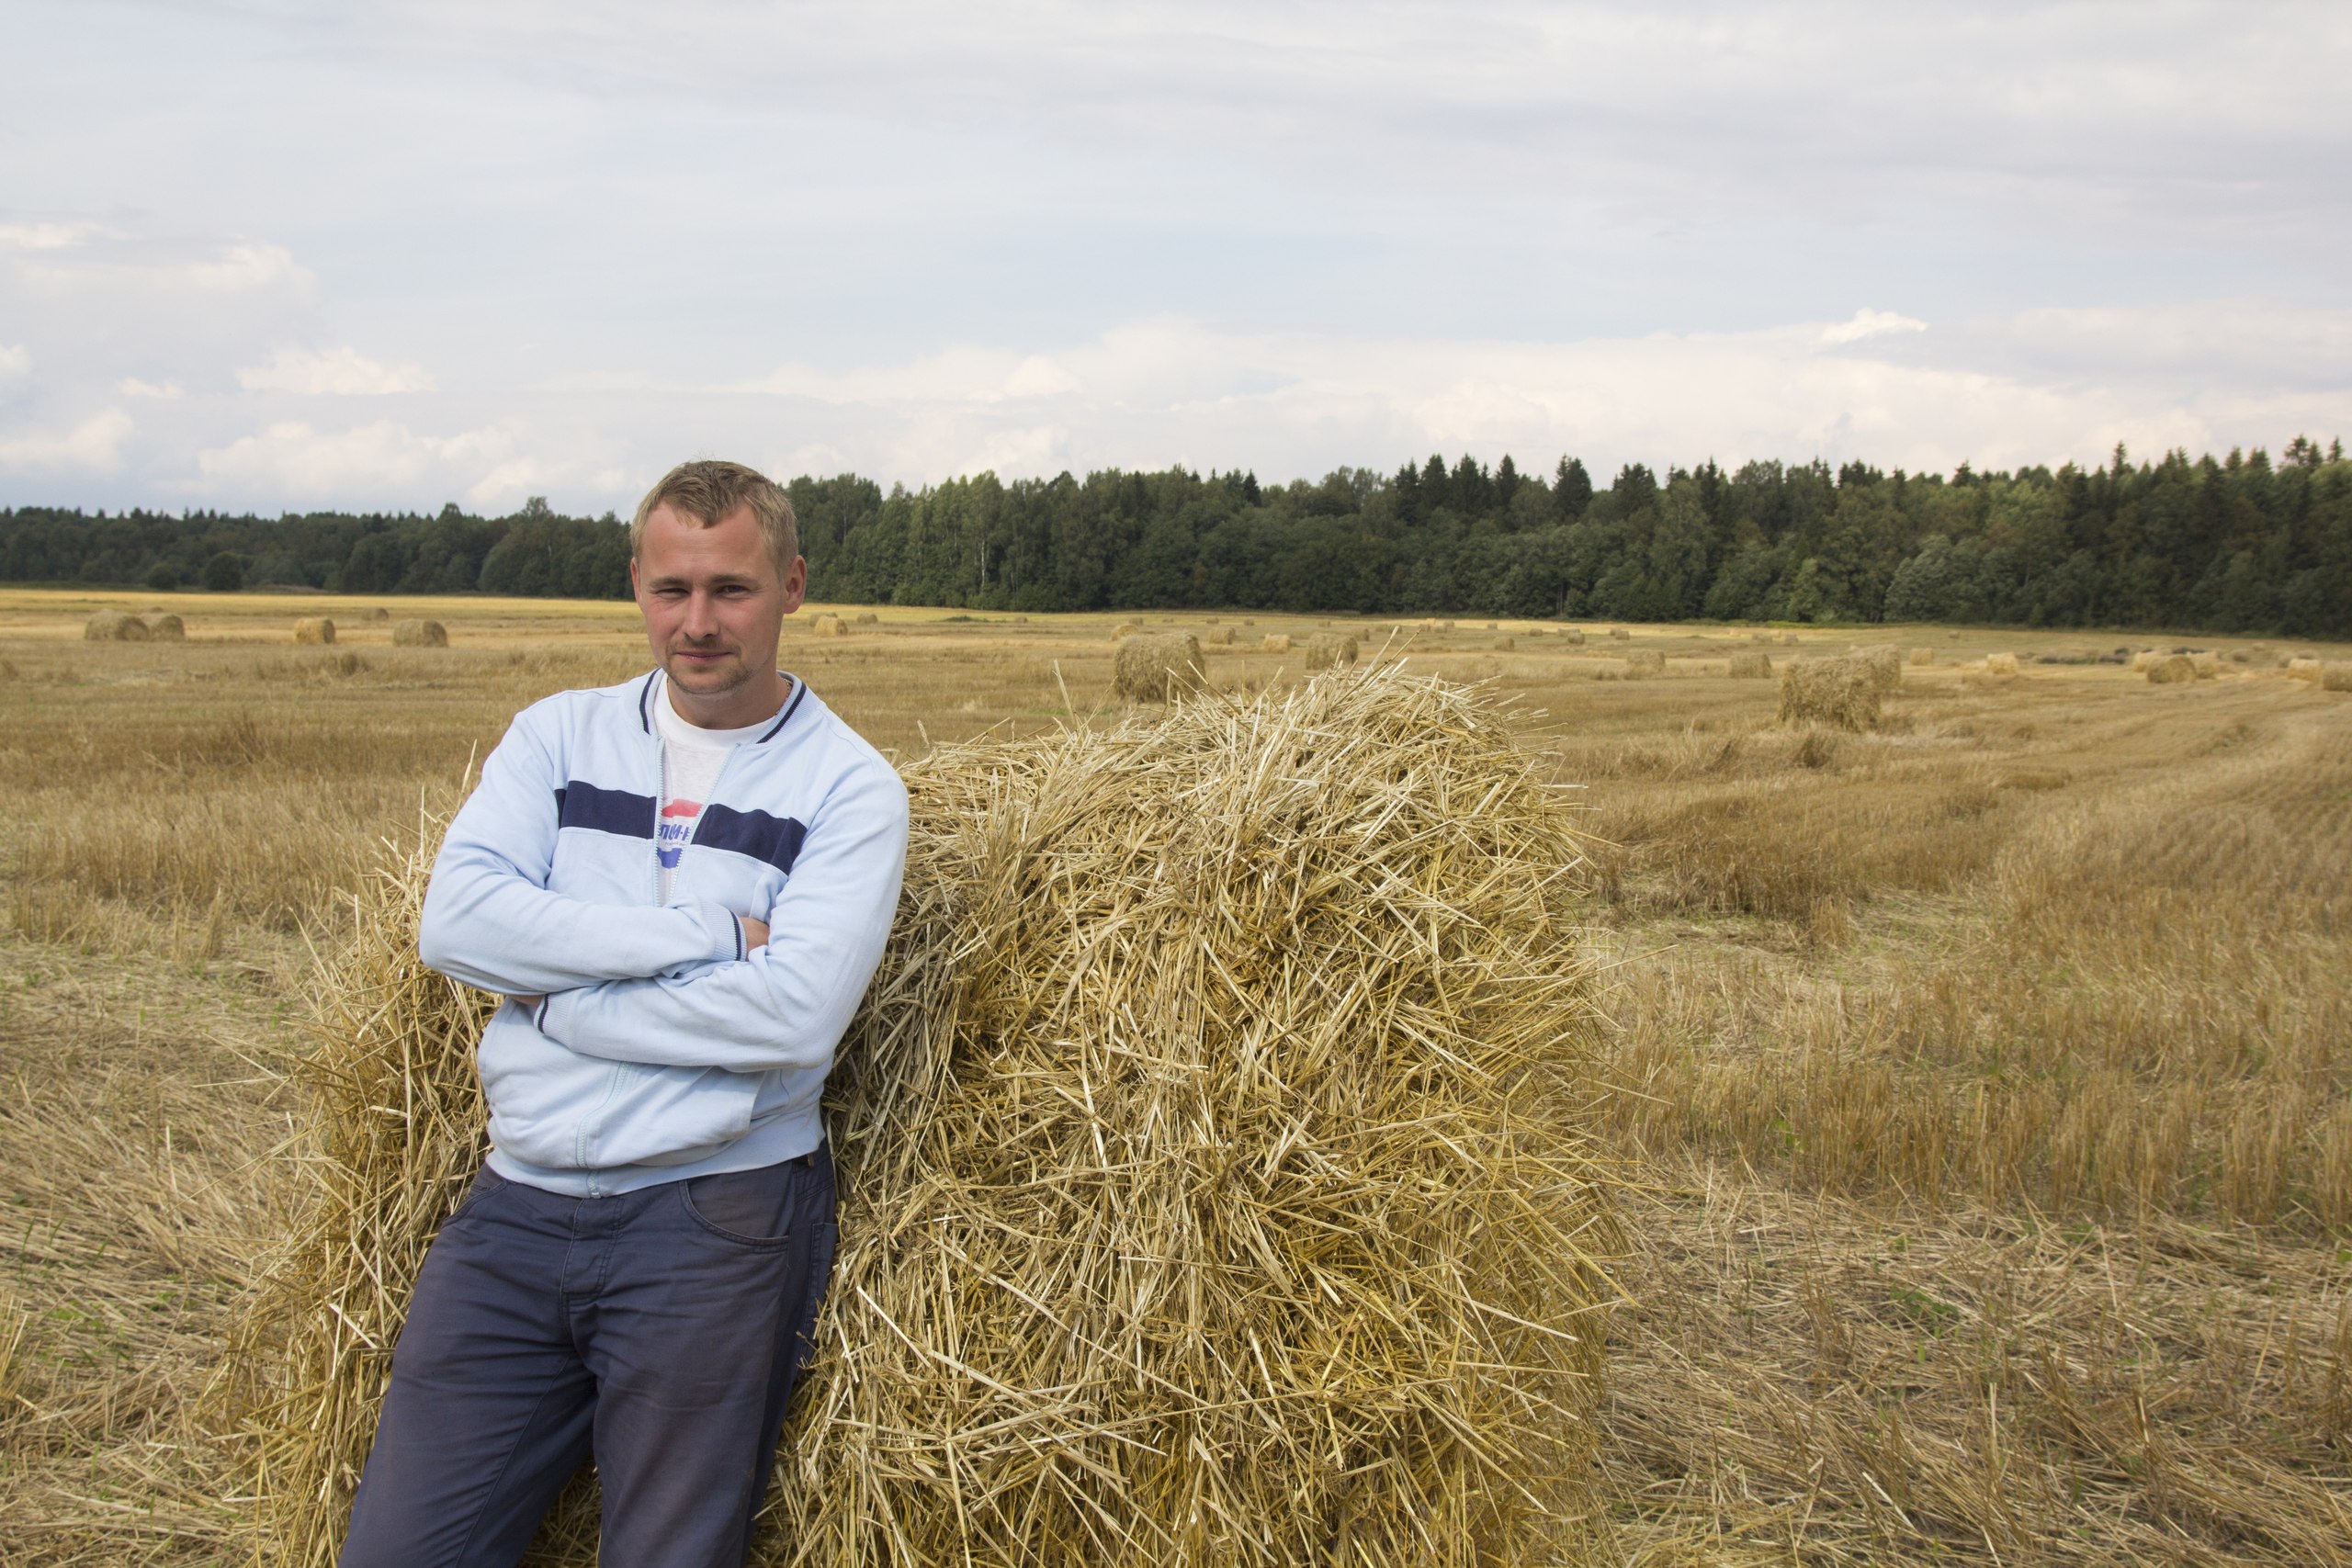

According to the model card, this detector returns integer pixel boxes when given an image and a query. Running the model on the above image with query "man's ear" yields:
[780,555,808,615]
[628,556,641,602]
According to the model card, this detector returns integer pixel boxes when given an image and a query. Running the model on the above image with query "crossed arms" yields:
[418,710,910,1075]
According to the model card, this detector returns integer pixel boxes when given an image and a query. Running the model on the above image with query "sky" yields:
[3,0,2348,513]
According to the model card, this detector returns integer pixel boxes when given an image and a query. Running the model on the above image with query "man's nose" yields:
[681,590,722,637]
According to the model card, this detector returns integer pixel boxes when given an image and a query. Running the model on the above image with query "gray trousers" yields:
[339,1149,837,1568]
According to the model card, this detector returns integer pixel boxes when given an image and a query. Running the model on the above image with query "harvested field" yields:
[3,589,2351,1568]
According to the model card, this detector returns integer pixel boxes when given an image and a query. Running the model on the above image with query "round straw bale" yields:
[1778,655,1881,729]
[392,619,448,648]
[1752,630,1773,642]
[235,671,1621,1568]
[854,612,878,625]
[148,613,186,641]
[1440,619,1455,632]
[2188,650,2219,677]
[1204,627,1233,646]
[2147,654,2196,684]
[1304,631,1358,671]
[367,606,390,622]
[809,614,847,637]
[1984,652,2018,676]
[2130,650,2159,671]
[294,616,336,645]
[1260,632,1293,652]
[1624,648,1665,678]
[1778,630,1799,646]
[1493,635,1514,651]
[2285,656,2323,682]
[1113,631,1205,702]
[1727,650,1771,678]
[1853,643,1904,694]
[1560,627,1586,646]
[84,609,150,641]
[1608,626,1630,640]
[2322,663,2352,693]
[1906,646,1933,666]
[1112,622,1143,640]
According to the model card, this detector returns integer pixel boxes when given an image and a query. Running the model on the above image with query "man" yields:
[340,461,910,1568]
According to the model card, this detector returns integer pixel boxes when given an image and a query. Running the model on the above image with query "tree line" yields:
[6,437,2346,636]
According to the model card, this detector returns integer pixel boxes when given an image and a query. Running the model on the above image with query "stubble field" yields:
[1,587,2347,1565]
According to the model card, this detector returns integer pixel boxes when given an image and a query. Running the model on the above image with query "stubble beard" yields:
[666,644,750,694]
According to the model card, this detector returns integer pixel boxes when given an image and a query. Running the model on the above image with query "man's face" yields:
[631,502,806,705]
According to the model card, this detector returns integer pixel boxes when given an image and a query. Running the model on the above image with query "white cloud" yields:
[1821,309,1928,346]
[237,345,435,395]
[117,377,183,399]
[0,344,29,382]
[0,221,109,251]
[736,347,1082,405]
[193,419,515,501]
[0,408,133,471]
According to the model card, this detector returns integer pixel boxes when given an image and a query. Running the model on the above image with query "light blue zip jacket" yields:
[418,671,910,1198]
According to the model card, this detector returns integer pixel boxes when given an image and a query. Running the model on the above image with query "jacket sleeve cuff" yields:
[686,897,744,964]
[537,988,574,1044]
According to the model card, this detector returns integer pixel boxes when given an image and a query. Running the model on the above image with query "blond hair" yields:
[631,459,798,576]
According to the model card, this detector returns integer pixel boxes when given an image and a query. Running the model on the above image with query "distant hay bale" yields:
[2286,656,2323,682]
[1204,627,1233,646]
[1752,630,1773,642]
[810,614,847,637]
[854,612,879,626]
[367,606,390,622]
[1906,647,1933,667]
[1984,652,2018,676]
[2130,650,2160,672]
[1304,632,1358,671]
[1778,656,1881,730]
[1727,650,1771,678]
[1261,633,1293,652]
[1852,644,1903,694]
[2147,654,2196,684]
[1113,631,1205,702]
[294,616,336,646]
[1493,636,1515,652]
[1608,626,1629,640]
[392,619,447,648]
[232,671,1622,1568]
[148,614,186,641]
[1561,628,1585,645]
[2188,651,2219,677]
[84,610,150,641]
[1624,649,1665,678]
[1777,631,1799,646]
[1112,622,1143,640]
[2322,663,2352,693]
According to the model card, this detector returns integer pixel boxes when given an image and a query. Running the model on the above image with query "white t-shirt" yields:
[650,675,790,904]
